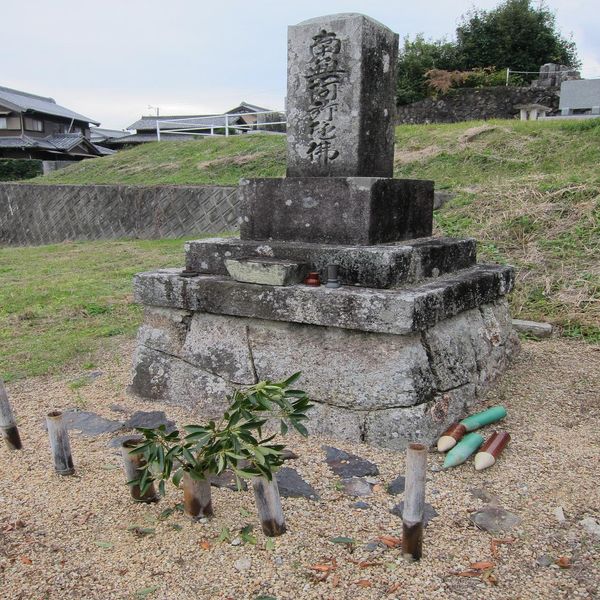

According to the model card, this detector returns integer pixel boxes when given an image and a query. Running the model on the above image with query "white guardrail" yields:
[155,110,286,140]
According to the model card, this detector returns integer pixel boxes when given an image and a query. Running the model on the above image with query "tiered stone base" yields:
[130,236,519,450]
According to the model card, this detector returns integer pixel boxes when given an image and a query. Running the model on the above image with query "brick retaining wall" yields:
[0,183,239,246]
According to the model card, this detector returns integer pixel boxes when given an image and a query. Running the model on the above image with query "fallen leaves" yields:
[355,579,372,588]
[387,582,402,594]
[1,520,26,533]
[19,556,32,565]
[93,541,114,549]
[377,535,402,548]
[556,556,571,568]
[451,561,497,585]
[199,540,212,551]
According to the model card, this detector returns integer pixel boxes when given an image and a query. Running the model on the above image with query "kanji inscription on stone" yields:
[286,13,399,178]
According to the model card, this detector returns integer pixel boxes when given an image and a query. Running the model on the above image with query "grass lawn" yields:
[0,238,197,382]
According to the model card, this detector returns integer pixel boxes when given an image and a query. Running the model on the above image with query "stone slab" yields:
[286,13,398,177]
[133,264,514,335]
[185,236,477,289]
[224,258,309,286]
[323,446,379,477]
[238,177,433,245]
[511,319,552,338]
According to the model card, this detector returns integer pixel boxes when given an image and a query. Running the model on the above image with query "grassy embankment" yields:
[2,119,598,381]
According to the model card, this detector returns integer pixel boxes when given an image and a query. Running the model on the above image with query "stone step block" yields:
[133,263,514,335]
[238,177,433,245]
[224,257,309,286]
[184,236,477,289]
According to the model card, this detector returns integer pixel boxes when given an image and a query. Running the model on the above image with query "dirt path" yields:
[1,338,599,600]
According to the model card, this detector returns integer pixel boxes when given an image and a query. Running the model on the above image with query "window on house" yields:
[0,117,7,129]
[24,117,44,132]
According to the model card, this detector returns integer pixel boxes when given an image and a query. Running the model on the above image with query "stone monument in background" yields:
[130,14,519,449]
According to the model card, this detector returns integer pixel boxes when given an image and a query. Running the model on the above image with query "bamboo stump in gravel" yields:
[402,442,427,561]
[46,411,75,475]
[253,476,286,537]
[182,472,213,519]
[121,438,158,503]
[0,379,22,450]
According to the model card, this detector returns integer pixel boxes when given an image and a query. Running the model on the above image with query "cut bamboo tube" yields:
[182,471,213,519]
[46,411,74,475]
[402,443,427,561]
[443,432,484,469]
[252,476,286,537]
[0,379,22,450]
[460,405,506,431]
[437,422,466,452]
[121,438,159,503]
[474,431,511,471]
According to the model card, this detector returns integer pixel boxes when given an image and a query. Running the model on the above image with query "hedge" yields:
[0,159,43,181]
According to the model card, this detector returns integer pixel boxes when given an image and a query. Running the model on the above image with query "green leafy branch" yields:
[126,372,312,495]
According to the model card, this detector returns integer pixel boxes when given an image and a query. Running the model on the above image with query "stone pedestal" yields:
[129,12,519,450]
[239,177,433,245]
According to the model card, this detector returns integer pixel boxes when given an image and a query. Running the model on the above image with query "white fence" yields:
[155,110,286,141]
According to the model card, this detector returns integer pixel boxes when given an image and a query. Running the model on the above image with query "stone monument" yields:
[130,13,519,450]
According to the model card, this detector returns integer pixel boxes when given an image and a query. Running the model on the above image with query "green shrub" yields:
[0,159,43,181]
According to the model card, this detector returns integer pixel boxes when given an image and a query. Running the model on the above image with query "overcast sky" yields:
[2,0,599,129]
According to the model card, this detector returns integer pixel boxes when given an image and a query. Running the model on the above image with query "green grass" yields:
[0,238,208,382]
[2,119,598,380]
[38,134,286,186]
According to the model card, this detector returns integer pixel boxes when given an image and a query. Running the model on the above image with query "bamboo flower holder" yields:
[46,411,75,475]
[402,443,427,561]
[0,379,22,450]
[182,471,213,519]
[121,438,159,503]
[252,476,286,537]
[474,431,511,470]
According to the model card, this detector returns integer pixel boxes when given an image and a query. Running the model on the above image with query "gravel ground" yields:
[1,338,599,600]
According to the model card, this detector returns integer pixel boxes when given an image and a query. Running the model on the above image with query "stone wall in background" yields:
[396,86,560,124]
[0,183,239,246]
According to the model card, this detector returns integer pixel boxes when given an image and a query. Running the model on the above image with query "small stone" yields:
[387,476,406,495]
[536,554,554,567]
[123,410,176,432]
[341,477,373,497]
[61,410,123,436]
[553,506,566,524]
[364,541,385,552]
[580,517,600,539]
[353,501,370,510]
[209,471,247,491]
[109,403,127,413]
[234,557,251,571]
[470,506,521,533]
[276,467,318,500]
[323,446,379,478]
[364,476,380,485]
[390,502,438,526]
[274,556,284,566]
[281,449,299,461]
[231,538,242,547]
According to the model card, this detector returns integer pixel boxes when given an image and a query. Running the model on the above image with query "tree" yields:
[397,35,459,105]
[396,0,580,105]
[456,0,579,77]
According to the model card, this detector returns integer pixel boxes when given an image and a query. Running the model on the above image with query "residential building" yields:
[0,85,112,159]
